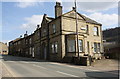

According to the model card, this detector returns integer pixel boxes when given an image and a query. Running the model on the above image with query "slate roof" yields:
[12,38,21,42]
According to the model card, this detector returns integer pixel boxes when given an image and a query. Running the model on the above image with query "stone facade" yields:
[0,42,8,54]
[9,2,103,64]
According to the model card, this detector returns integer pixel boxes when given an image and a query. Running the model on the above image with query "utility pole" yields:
[74,0,79,58]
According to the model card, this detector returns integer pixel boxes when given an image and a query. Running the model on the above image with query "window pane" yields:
[98,43,100,53]
[53,24,56,33]
[55,42,58,53]
[94,27,97,35]
[29,47,32,54]
[43,29,46,36]
[94,43,97,53]
[86,25,89,34]
[78,40,83,52]
[52,44,54,53]
[29,38,31,44]
[67,40,75,52]
[94,27,98,35]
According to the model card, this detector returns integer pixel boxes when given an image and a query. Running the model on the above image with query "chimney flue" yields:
[55,2,62,18]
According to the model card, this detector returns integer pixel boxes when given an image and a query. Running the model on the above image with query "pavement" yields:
[0,54,119,79]
[91,58,119,71]
[0,55,13,78]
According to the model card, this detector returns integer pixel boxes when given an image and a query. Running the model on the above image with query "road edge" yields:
[1,60,16,77]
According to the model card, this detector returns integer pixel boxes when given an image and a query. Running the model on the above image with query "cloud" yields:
[62,2,118,12]
[15,0,45,8]
[2,0,119,2]
[85,13,118,29]
[20,15,43,33]
[78,2,117,12]
[12,0,118,10]
[55,0,62,2]
[16,1,45,8]
[16,2,38,8]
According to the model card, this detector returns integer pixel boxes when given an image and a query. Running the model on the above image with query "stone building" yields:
[0,42,8,54]
[9,2,103,65]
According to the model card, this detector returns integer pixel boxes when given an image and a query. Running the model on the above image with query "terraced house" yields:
[9,2,103,65]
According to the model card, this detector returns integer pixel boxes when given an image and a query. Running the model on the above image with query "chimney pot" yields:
[72,7,76,10]
[56,2,61,6]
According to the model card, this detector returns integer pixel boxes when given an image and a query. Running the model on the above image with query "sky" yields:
[0,0,118,43]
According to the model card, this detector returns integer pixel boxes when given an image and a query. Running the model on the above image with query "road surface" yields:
[1,54,119,79]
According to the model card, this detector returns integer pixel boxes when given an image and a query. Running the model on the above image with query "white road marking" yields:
[33,64,47,69]
[56,71,79,77]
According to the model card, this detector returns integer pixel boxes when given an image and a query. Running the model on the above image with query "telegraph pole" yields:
[74,0,79,58]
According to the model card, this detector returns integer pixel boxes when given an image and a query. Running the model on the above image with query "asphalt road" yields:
[0,54,119,79]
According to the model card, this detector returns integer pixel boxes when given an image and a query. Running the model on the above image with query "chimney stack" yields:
[26,31,27,34]
[24,31,28,37]
[43,14,47,18]
[55,2,62,18]
[20,35,22,38]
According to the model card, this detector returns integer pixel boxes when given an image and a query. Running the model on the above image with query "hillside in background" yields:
[103,27,120,43]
